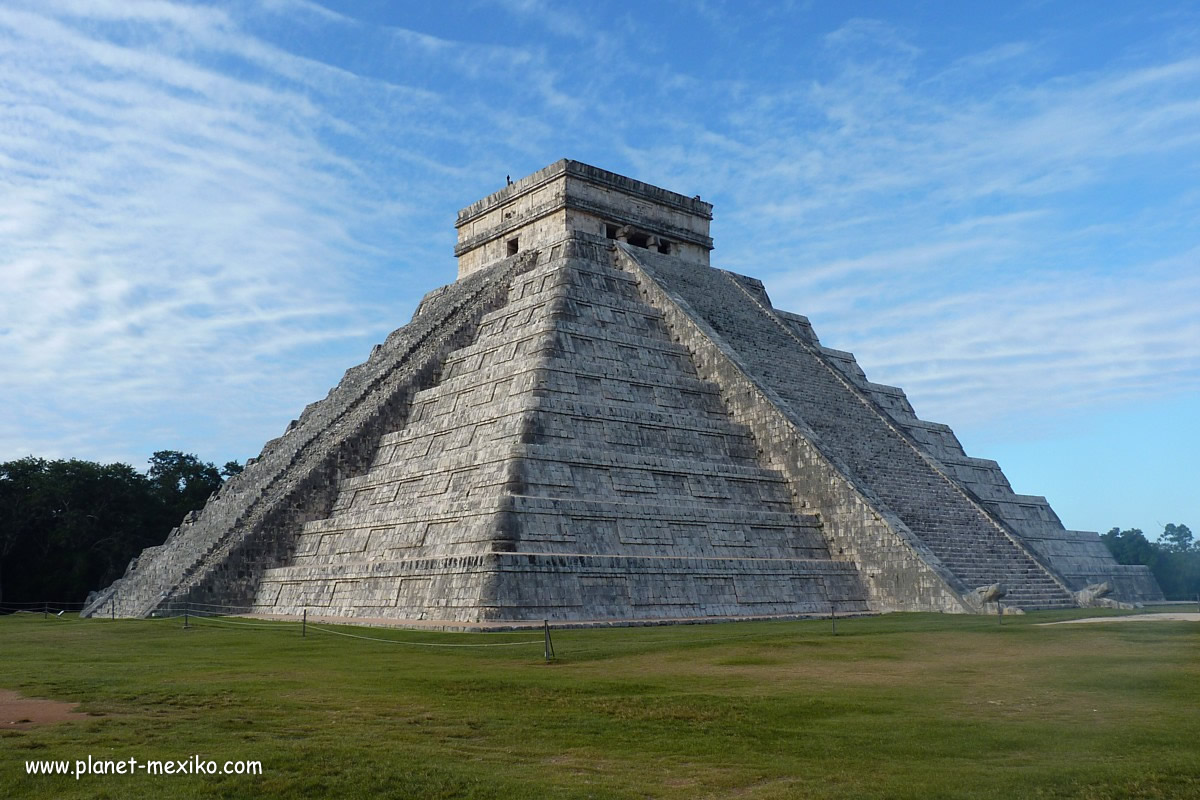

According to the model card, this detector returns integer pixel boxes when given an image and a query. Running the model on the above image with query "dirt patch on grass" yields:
[1,689,90,730]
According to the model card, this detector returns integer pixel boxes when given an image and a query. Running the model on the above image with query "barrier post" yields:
[111,595,116,621]
[831,604,837,636]
[302,609,307,638]
[543,619,555,662]
[43,602,47,620]
[184,606,190,630]
[998,603,1003,626]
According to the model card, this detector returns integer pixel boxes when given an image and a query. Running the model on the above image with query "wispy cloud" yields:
[0,1,1196,488]
[0,0,610,465]
[604,18,1200,440]
[0,2,396,463]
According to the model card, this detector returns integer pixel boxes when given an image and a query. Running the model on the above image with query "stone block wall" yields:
[88,159,1162,625]
[456,161,713,277]
[251,233,871,623]
[765,277,1160,601]
[624,244,1114,611]
[83,251,541,618]
[618,246,973,613]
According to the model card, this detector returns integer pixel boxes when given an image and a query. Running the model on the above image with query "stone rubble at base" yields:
[82,160,1162,626]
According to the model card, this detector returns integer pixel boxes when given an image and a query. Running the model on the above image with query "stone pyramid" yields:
[83,160,1161,625]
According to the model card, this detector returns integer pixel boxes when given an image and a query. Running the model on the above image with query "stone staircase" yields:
[249,236,870,622]
[83,251,540,618]
[625,245,1078,612]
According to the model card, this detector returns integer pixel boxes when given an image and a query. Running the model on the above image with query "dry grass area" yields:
[2,607,1197,799]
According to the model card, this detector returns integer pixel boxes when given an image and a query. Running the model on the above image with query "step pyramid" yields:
[83,160,1161,625]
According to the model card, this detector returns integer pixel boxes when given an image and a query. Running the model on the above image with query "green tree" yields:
[0,457,160,604]
[1153,523,1199,600]
[147,450,222,530]
[0,452,231,606]
[1100,527,1159,568]
[0,457,49,603]
[1159,523,1195,553]
[1102,524,1200,600]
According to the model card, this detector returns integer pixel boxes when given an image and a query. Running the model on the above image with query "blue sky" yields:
[1,0,1197,540]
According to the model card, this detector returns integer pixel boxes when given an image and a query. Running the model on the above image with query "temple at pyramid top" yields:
[83,159,1161,626]
[455,159,714,277]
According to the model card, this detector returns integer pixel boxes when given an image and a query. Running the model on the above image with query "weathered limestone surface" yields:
[252,235,869,622]
[81,252,541,619]
[84,160,1160,624]
[621,248,1157,607]
[761,298,1160,601]
[455,160,713,277]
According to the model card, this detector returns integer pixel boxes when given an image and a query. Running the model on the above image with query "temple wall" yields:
[619,246,972,613]
[86,159,1161,625]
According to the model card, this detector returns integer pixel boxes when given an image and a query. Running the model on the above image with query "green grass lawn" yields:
[2,608,1197,799]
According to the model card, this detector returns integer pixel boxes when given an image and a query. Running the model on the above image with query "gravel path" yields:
[1041,612,1200,625]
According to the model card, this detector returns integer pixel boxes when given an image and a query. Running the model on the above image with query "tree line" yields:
[1100,524,1199,601]
[1,451,1195,605]
[0,452,241,606]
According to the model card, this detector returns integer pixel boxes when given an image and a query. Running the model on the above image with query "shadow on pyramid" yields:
[83,161,1161,628]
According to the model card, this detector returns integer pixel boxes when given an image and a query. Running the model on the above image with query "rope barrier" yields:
[164,606,544,638]
[0,607,84,614]
[175,605,541,636]
[306,623,543,648]
[550,622,845,658]
[185,615,302,631]
[3,598,859,658]
[166,600,257,611]
[2,607,78,615]
[1,609,94,623]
